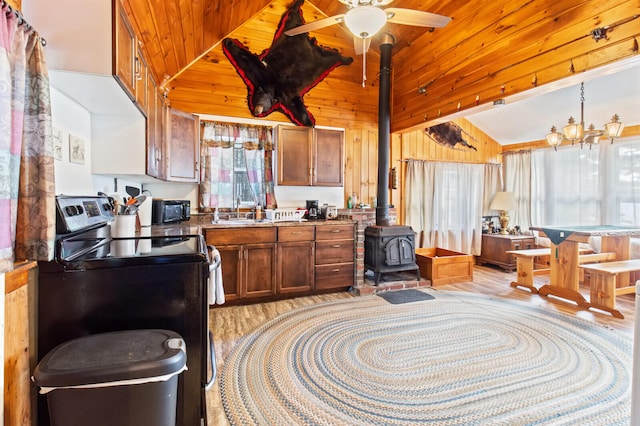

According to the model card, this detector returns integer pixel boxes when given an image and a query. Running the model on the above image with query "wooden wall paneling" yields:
[351,130,362,204]
[343,129,356,207]
[367,129,378,208]
[391,0,640,132]
[4,261,36,426]
[390,133,403,220]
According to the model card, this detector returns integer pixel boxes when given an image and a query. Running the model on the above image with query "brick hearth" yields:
[337,208,430,296]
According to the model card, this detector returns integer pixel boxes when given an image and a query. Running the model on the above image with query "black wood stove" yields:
[363,34,420,285]
[364,225,420,284]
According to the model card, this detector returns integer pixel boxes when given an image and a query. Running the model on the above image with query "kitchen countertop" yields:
[141,219,355,236]
[201,219,355,229]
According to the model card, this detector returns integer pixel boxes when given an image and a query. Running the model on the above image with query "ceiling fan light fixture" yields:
[344,6,387,38]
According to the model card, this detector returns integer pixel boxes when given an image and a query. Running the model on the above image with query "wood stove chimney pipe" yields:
[376,33,395,226]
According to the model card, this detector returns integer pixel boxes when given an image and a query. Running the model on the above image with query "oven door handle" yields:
[205,330,217,391]
[205,244,219,391]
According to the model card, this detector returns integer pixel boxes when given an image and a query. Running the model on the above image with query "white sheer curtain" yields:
[503,150,532,231]
[601,137,640,226]
[483,163,503,216]
[531,144,601,226]
[405,160,484,255]
[502,137,640,239]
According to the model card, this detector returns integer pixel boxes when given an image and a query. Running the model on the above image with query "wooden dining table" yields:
[530,225,640,311]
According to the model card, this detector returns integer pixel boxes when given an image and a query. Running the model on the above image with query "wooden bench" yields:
[579,259,640,319]
[506,248,596,294]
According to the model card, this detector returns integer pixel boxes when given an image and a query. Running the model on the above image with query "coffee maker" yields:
[305,200,319,220]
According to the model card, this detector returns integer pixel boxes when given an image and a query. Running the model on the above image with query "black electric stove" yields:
[37,195,215,426]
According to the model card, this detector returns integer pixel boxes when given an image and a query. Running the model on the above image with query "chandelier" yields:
[545,82,624,151]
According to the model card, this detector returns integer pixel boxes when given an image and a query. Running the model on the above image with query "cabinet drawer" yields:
[205,227,276,245]
[510,238,535,251]
[315,224,354,241]
[315,263,354,289]
[315,240,354,265]
[278,226,314,242]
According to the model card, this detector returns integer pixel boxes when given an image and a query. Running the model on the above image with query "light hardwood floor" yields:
[205,264,637,425]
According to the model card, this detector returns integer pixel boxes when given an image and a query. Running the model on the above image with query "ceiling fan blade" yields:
[353,36,372,55]
[384,8,451,28]
[284,14,345,36]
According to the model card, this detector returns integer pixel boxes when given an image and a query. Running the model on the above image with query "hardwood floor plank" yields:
[206,264,636,425]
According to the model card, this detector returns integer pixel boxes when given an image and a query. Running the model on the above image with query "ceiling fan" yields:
[285,0,451,86]
[285,0,451,55]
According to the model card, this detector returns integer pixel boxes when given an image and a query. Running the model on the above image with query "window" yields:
[404,160,484,255]
[513,137,640,228]
[199,122,277,211]
[604,138,640,226]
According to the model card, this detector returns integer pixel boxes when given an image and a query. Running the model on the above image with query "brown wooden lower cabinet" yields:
[205,227,277,302]
[315,224,355,290]
[205,222,355,303]
[215,243,277,301]
[315,263,354,289]
[476,233,536,272]
[277,226,315,294]
[278,241,315,294]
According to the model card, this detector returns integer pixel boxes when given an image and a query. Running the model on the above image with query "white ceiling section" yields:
[465,59,640,146]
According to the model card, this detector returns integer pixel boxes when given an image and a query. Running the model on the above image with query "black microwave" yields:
[151,199,191,224]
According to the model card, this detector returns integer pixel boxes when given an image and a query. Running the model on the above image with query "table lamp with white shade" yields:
[489,192,517,235]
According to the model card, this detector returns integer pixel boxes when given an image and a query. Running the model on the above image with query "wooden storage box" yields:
[415,248,474,285]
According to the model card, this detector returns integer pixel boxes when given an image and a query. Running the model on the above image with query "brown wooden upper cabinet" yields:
[166,108,200,182]
[146,75,165,179]
[135,44,150,115]
[114,0,149,117]
[277,126,344,186]
[114,0,136,99]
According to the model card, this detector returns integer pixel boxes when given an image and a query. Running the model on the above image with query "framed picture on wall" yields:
[69,134,85,165]
[52,126,64,161]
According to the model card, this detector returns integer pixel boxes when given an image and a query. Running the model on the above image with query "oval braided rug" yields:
[219,290,632,425]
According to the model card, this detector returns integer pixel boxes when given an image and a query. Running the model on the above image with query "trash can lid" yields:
[33,329,186,388]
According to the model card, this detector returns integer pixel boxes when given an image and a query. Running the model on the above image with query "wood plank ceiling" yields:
[122,0,640,133]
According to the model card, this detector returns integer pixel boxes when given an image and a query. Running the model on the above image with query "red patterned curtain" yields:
[0,4,55,272]
[199,121,277,211]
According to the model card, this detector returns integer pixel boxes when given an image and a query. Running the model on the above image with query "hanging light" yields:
[343,6,387,38]
[545,126,563,151]
[546,82,624,150]
[604,114,625,143]
[583,124,603,150]
[562,117,583,144]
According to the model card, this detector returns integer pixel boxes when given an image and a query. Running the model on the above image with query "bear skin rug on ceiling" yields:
[222,0,353,127]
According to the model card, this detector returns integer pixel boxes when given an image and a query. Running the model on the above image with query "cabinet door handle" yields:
[331,229,342,233]
[331,244,341,248]
[135,57,141,80]
[331,269,340,272]
[291,231,302,235]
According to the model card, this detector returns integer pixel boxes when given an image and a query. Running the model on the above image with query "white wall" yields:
[275,186,344,209]
[51,87,95,195]
[51,85,148,202]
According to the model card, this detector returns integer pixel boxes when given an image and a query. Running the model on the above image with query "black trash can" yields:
[33,329,187,426]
